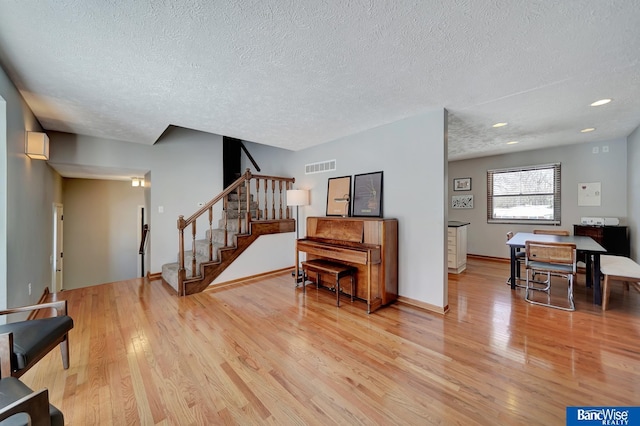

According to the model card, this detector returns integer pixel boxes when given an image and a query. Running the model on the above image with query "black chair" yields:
[0,301,73,378]
[0,376,63,426]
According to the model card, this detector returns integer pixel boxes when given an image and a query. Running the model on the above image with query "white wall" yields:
[62,179,145,289]
[449,138,628,259]
[0,65,63,313]
[244,110,449,310]
[628,126,640,261]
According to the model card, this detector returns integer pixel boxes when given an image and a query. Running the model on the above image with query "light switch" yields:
[158,206,164,213]
[602,145,609,153]
[592,147,599,154]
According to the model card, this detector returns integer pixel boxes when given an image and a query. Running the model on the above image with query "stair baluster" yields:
[208,207,214,261]
[262,178,268,219]
[255,178,261,220]
[237,186,242,234]
[278,180,283,220]
[191,221,197,278]
[222,197,229,246]
[245,179,251,226]
[286,181,292,219]
[271,180,276,220]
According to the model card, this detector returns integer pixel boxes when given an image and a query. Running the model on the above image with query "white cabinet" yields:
[447,222,468,273]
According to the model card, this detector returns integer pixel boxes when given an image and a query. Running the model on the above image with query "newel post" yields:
[177,215,186,295]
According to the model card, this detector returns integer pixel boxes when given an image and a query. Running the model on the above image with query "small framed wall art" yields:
[452,195,473,209]
[453,177,472,191]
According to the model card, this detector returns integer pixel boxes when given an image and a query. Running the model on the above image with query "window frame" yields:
[487,163,561,225]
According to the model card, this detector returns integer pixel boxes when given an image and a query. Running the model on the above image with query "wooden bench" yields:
[600,255,640,310]
[301,259,357,307]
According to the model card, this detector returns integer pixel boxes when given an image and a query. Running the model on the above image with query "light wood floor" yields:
[23,257,640,425]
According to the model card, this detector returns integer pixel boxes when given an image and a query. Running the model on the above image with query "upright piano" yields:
[295,216,398,313]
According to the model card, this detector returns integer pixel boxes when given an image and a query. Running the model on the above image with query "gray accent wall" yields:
[628,126,640,261]
[0,64,63,314]
[448,138,629,259]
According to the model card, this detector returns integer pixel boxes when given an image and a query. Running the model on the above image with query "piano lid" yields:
[314,219,363,243]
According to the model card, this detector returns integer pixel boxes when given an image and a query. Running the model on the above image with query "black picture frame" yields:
[352,171,383,217]
[453,177,472,191]
[326,176,352,216]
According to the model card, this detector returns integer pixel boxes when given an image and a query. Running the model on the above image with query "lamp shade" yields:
[25,131,49,160]
[286,189,309,206]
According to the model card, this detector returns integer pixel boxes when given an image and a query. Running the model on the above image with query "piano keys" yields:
[295,216,398,313]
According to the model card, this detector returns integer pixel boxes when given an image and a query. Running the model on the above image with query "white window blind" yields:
[487,163,561,224]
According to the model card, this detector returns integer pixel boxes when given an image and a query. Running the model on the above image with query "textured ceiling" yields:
[1,0,639,169]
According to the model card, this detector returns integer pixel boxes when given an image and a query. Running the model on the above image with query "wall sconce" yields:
[25,131,49,160]
[131,177,145,187]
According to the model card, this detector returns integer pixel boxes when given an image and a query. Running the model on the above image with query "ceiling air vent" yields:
[305,159,337,175]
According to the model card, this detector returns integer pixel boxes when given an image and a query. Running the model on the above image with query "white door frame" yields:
[52,203,64,292]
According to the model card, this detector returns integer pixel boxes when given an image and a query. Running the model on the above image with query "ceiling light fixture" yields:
[506,141,519,145]
[492,122,508,128]
[131,177,145,187]
[581,128,596,133]
[590,98,612,107]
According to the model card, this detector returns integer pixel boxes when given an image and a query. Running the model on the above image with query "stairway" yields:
[161,174,295,295]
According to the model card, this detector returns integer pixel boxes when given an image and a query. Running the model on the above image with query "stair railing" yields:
[177,168,295,292]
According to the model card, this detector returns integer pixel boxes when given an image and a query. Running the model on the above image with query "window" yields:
[487,163,561,224]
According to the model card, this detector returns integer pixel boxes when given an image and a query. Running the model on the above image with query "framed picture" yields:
[452,195,474,209]
[353,171,383,217]
[453,177,472,191]
[326,176,352,216]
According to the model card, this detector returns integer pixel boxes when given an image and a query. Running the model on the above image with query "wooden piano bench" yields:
[301,259,357,307]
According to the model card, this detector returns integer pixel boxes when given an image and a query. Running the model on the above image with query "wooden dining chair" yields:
[532,229,575,280]
[524,241,577,311]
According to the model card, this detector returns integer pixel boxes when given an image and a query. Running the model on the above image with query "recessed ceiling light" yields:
[506,141,519,145]
[492,122,508,128]
[581,128,596,133]
[590,99,612,107]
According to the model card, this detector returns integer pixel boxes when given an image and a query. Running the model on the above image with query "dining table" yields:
[506,232,607,305]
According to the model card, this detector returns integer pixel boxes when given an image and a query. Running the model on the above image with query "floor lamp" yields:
[286,189,309,282]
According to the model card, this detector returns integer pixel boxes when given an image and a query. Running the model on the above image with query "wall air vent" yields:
[305,159,337,175]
